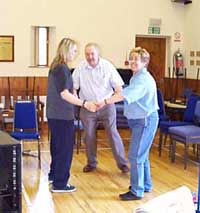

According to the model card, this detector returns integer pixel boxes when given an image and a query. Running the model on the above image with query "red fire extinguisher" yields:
[124,52,129,66]
[173,49,184,76]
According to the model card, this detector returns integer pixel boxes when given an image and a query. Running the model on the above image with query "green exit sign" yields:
[148,27,160,34]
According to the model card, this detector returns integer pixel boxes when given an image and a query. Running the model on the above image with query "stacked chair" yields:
[158,94,200,157]
[157,89,169,127]
[169,101,200,169]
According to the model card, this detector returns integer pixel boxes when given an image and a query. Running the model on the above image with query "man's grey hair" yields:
[85,43,100,54]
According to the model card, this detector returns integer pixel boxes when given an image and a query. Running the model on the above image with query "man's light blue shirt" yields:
[73,58,124,101]
[122,68,159,119]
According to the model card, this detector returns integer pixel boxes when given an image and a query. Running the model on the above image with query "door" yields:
[135,37,166,90]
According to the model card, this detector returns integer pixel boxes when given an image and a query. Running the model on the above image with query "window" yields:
[38,27,48,66]
[31,26,55,67]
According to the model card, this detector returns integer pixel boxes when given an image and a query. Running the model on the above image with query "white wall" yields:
[0,0,185,77]
[184,0,200,78]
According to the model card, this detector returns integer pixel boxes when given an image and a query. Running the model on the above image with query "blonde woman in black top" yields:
[46,38,96,193]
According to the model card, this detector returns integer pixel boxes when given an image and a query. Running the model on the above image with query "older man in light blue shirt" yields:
[72,43,129,173]
[73,58,123,101]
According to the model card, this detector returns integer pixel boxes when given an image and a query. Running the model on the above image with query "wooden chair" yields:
[34,86,45,131]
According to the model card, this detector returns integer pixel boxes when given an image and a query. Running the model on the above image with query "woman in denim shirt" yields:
[97,47,159,200]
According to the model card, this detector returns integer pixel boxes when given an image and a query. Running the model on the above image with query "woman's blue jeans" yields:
[128,111,158,197]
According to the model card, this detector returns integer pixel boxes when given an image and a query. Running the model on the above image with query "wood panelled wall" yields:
[163,77,200,100]
[0,77,48,96]
[0,76,199,103]
[0,77,48,108]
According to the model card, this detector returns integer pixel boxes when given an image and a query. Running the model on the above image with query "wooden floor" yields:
[21,127,198,213]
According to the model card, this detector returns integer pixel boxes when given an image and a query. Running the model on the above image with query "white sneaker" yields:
[48,179,53,185]
[51,184,76,193]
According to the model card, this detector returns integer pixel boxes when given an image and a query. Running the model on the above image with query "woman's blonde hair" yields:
[50,38,77,70]
[129,47,150,65]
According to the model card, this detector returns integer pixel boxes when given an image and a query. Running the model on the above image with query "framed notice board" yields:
[0,35,14,62]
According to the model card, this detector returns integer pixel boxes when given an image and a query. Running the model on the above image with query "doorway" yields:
[135,36,167,90]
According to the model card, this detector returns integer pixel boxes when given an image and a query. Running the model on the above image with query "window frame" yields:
[32,26,49,67]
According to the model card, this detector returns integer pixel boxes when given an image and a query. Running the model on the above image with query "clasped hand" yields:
[84,100,106,112]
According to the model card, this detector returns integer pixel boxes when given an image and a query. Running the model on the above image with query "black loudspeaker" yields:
[172,0,192,4]
[0,131,21,213]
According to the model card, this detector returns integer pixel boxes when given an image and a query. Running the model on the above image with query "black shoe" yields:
[119,191,142,201]
[120,165,129,173]
[128,186,151,193]
[83,165,96,172]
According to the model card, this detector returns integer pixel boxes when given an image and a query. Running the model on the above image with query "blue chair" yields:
[182,88,194,104]
[74,119,84,154]
[10,100,41,167]
[157,89,169,127]
[158,94,200,157]
[169,101,200,169]
[115,102,129,129]
[197,161,200,213]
